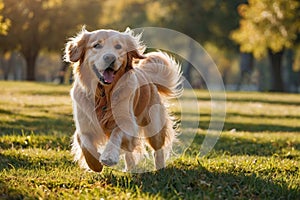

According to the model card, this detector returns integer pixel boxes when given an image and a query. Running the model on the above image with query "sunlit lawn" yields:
[0,81,299,199]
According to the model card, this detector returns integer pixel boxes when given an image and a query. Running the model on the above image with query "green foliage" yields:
[0,0,248,81]
[0,0,103,80]
[0,0,10,35]
[0,0,103,51]
[151,0,245,49]
[231,0,300,58]
[0,81,300,199]
[101,0,149,29]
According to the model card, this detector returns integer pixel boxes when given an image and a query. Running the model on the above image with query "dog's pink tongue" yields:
[103,69,114,83]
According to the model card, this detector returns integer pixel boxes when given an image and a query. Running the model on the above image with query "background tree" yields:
[101,0,149,30]
[0,0,10,35]
[0,0,102,81]
[0,0,11,80]
[231,0,300,92]
[146,0,246,86]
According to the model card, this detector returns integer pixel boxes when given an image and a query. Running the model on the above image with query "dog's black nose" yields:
[103,54,116,64]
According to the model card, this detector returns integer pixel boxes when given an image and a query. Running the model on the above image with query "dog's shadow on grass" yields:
[102,133,300,199]
[0,152,298,199]
[105,164,299,199]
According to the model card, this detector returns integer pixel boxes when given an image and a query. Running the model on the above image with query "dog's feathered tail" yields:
[138,51,183,98]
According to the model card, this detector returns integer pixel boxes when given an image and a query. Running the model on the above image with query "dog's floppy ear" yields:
[65,27,90,63]
[124,28,146,66]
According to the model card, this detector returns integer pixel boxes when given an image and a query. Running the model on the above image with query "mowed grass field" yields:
[0,81,299,199]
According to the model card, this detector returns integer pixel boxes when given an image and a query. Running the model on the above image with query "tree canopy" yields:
[230,0,300,92]
[1,0,246,81]
[0,0,10,35]
[148,0,246,49]
[0,0,102,80]
[231,0,300,58]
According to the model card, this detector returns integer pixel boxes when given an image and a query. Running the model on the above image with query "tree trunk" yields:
[0,58,7,80]
[183,39,195,84]
[285,49,295,92]
[23,50,38,81]
[58,61,69,84]
[268,49,284,92]
[0,51,10,80]
[237,52,254,90]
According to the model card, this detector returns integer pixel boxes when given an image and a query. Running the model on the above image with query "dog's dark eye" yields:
[115,44,122,50]
[93,43,103,49]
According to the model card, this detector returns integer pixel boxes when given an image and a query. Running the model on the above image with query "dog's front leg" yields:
[100,128,123,166]
[71,81,102,132]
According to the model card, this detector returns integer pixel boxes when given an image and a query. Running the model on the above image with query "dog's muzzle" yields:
[103,54,116,66]
[92,54,118,85]
[92,65,116,85]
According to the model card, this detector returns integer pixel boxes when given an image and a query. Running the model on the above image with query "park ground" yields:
[0,81,299,199]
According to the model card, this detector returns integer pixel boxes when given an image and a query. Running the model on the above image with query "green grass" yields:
[0,81,299,199]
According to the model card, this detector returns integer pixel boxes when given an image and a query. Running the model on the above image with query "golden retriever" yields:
[64,28,182,172]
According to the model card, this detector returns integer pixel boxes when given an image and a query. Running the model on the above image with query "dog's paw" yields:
[100,151,119,166]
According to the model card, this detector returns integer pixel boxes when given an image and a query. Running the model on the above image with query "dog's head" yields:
[65,27,146,85]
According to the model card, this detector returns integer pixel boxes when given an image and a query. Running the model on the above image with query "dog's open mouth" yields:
[103,67,115,84]
[93,65,116,85]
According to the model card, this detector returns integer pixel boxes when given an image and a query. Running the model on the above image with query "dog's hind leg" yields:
[124,152,136,171]
[145,116,175,170]
[147,128,166,170]
[124,141,143,171]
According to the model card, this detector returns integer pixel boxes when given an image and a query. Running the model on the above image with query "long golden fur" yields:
[65,28,182,172]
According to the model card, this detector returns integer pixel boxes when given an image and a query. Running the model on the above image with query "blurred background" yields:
[0,0,299,92]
